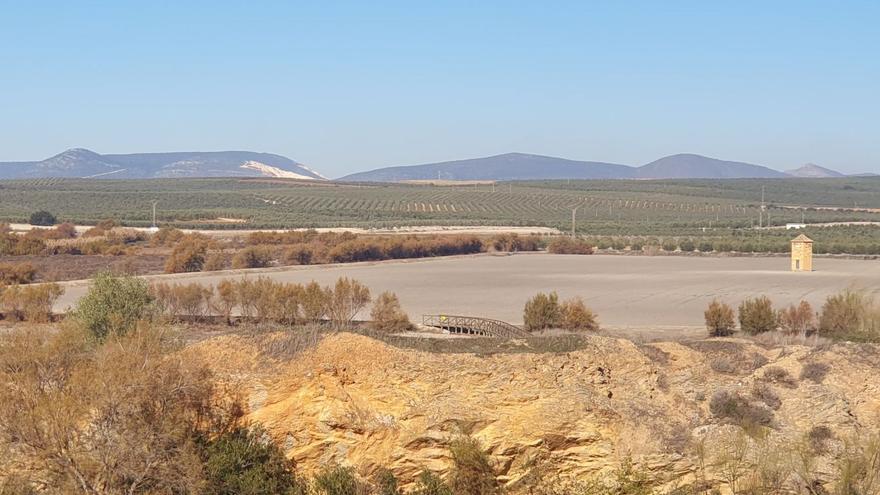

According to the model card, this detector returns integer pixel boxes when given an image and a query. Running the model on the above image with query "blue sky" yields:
[1,1,878,177]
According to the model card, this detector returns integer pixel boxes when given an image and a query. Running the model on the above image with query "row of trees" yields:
[704,290,880,341]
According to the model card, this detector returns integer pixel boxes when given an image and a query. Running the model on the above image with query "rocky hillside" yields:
[191,332,880,491]
[0,148,327,180]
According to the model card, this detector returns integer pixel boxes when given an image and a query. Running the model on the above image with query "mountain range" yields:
[0,149,868,181]
[0,148,327,180]
[340,152,861,182]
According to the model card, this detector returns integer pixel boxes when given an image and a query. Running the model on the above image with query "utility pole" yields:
[760,185,765,228]
[571,205,579,238]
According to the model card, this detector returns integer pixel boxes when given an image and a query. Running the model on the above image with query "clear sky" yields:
[1,1,878,177]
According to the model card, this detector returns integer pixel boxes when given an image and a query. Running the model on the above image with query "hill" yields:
[340,152,789,181]
[0,148,327,180]
[339,152,634,182]
[635,153,787,179]
[785,163,846,178]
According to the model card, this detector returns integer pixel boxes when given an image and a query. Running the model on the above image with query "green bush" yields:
[202,426,303,495]
[312,465,363,495]
[738,296,777,335]
[410,471,452,495]
[29,210,57,226]
[448,436,499,495]
[73,272,154,340]
[523,292,561,331]
[374,469,402,495]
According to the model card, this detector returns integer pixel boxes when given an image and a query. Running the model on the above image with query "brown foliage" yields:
[327,277,371,327]
[164,235,211,273]
[0,325,238,493]
[370,291,411,333]
[547,237,594,255]
[0,262,36,284]
[0,283,64,322]
[152,282,214,321]
[491,233,541,252]
[705,300,736,337]
[559,297,599,332]
[231,246,274,269]
[778,300,817,336]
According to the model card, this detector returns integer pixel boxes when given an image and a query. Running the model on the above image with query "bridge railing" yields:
[422,314,529,339]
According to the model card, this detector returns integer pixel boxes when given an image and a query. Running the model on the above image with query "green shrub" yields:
[312,465,363,495]
[29,210,56,226]
[448,436,499,495]
[705,300,736,337]
[738,296,777,335]
[523,292,560,331]
[73,272,154,340]
[410,471,452,495]
[201,426,303,495]
[679,239,695,252]
[374,469,402,495]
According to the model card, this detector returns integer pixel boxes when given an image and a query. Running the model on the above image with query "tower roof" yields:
[791,234,813,243]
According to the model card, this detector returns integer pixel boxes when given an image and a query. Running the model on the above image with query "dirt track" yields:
[54,253,880,337]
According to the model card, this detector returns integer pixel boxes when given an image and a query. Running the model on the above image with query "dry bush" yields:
[0,262,36,284]
[284,244,314,265]
[0,325,237,493]
[231,246,274,269]
[523,292,561,331]
[751,382,782,410]
[150,227,186,246]
[246,229,319,245]
[709,388,774,428]
[0,283,64,322]
[370,291,411,333]
[327,277,371,327]
[152,282,214,321]
[778,300,817,336]
[559,296,599,332]
[212,279,238,324]
[300,281,331,323]
[760,366,798,388]
[203,251,227,271]
[164,235,211,273]
[547,237,594,255]
[807,426,834,454]
[819,289,880,342]
[25,222,77,240]
[800,362,830,384]
[491,233,541,252]
[738,296,778,335]
[705,300,736,337]
[0,232,46,256]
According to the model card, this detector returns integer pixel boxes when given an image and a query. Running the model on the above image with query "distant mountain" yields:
[0,149,327,180]
[340,152,789,182]
[636,154,787,179]
[785,163,845,178]
[340,153,633,182]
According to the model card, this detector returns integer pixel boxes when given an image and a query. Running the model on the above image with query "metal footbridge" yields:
[422,314,529,338]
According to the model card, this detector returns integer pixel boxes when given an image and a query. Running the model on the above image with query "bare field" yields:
[54,253,880,336]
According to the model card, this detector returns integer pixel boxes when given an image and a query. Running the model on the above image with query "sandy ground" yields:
[9,223,561,237]
[54,253,880,338]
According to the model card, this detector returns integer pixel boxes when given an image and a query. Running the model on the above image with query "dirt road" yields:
[54,253,880,337]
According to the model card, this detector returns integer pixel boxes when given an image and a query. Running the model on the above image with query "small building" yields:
[791,234,813,272]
